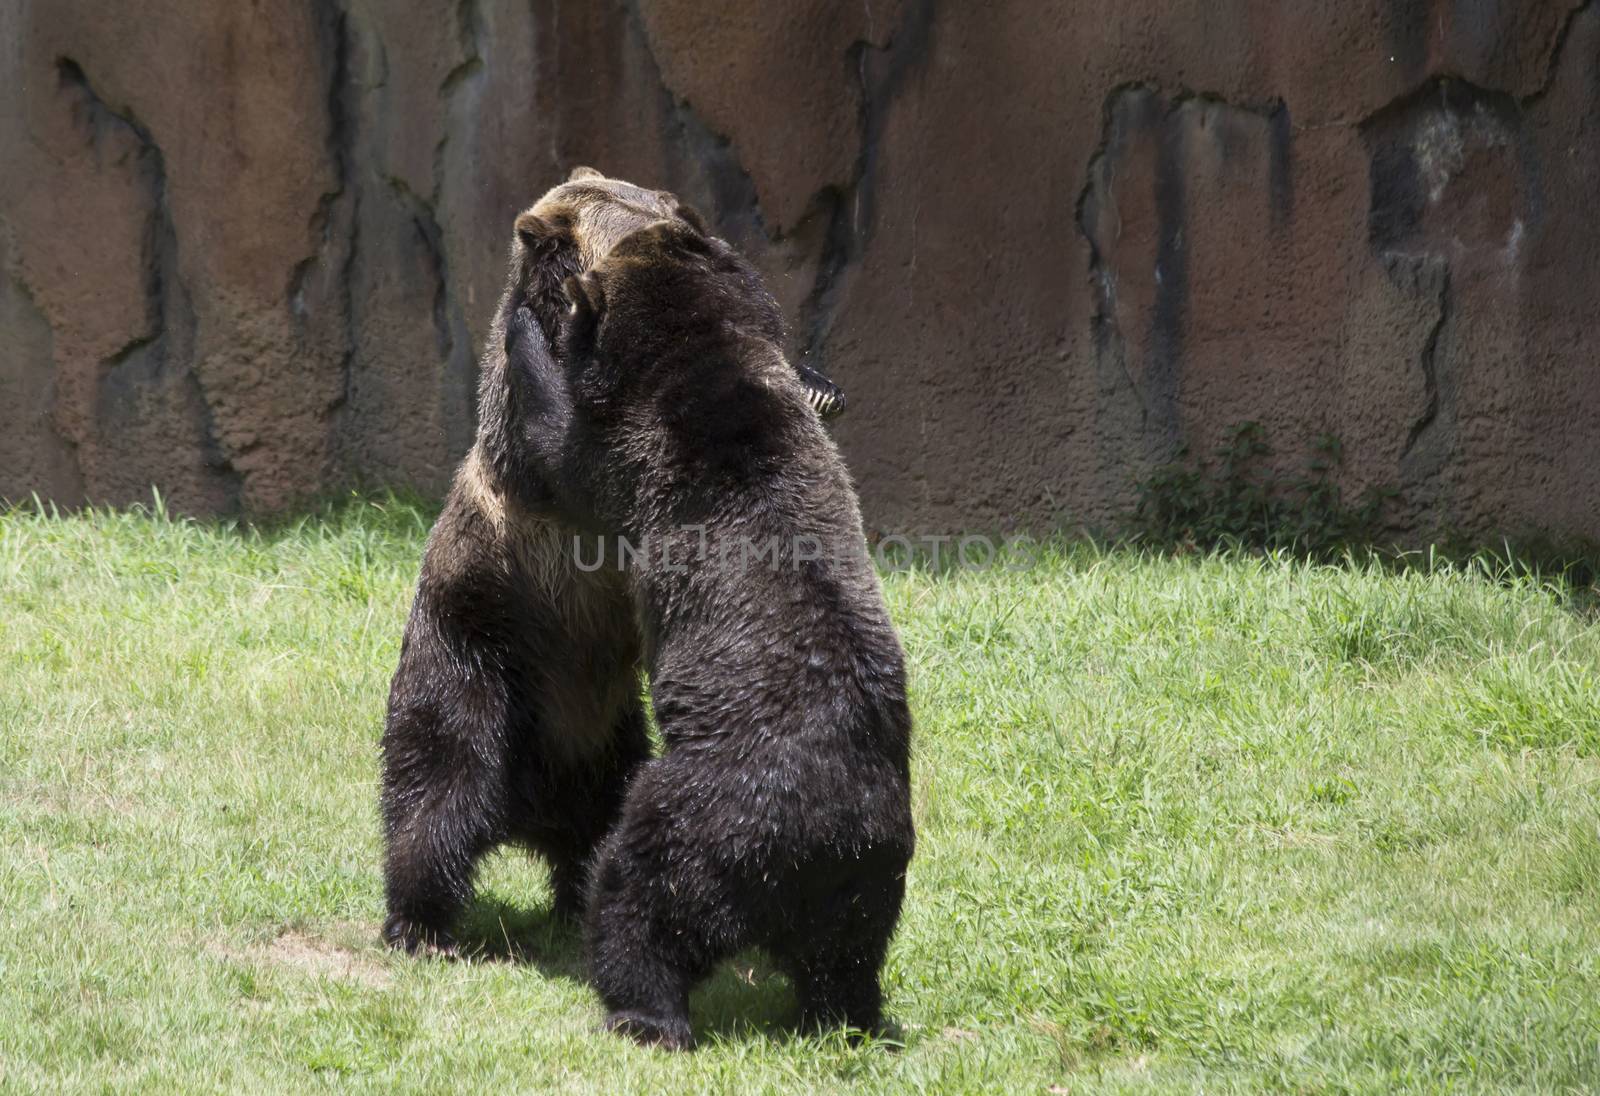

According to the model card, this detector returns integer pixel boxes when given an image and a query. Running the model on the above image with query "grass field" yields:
[4,497,1600,1093]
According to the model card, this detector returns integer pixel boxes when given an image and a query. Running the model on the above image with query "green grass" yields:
[4,497,1600,1093]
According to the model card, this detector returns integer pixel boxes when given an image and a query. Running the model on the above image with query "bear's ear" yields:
[567,165,604,182]
[515,211,572,252]
[672,199,710,238]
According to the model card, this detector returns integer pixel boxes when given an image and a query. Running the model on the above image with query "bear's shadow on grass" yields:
[453,893,848,1046]
[452,894,588,980]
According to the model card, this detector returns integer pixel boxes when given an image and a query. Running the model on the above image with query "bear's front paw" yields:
[382,914,457,958]
[604,1010,695,1051]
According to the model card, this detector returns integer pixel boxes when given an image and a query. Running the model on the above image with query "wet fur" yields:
[505,221,913,1049]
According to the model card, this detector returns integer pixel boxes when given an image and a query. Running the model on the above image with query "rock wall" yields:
[3,0,1597,540]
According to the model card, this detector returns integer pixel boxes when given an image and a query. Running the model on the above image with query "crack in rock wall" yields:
[2,0,1597,542]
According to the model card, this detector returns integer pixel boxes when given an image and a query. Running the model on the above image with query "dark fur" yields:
[379,169,684,952]
[379,484,646,948]
[504,221,913,1049]
[380,169,847,954]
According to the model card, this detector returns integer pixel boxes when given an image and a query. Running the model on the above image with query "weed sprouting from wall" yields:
[1131,422,1393,556]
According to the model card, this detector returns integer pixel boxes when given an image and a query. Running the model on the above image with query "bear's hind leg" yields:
[586,858,702,1049]
[531,700,652,922]
[381,755,506,954]
[783,867,907,1036]
[381,678,513,954]
[589,898,699,1051]
[584,777,741,1051]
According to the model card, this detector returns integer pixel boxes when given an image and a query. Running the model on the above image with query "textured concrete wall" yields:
[2,1,1597,540]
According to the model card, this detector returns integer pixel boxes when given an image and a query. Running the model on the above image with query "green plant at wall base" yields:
[1132,422,1394,554]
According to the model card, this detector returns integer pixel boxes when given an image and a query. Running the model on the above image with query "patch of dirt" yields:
[213,929,393,989]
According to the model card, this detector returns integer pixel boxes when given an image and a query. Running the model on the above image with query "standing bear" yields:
[379,168,844,954]
[503,218,914,1050]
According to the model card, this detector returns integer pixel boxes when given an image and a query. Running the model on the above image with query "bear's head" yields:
[502,219,805,535]
[505,167,840,414]
[510,166,712,341]
[487,175,840,519]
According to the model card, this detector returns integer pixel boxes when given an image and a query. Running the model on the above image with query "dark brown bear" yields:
[503,219,914,1050]
[379,169,844,954]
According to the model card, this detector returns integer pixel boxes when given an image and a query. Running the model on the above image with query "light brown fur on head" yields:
[504,168,706,354]
[516,168,689,269]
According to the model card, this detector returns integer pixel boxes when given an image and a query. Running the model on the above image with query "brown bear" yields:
[379,169,844,954]
[503,218,914,1050]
